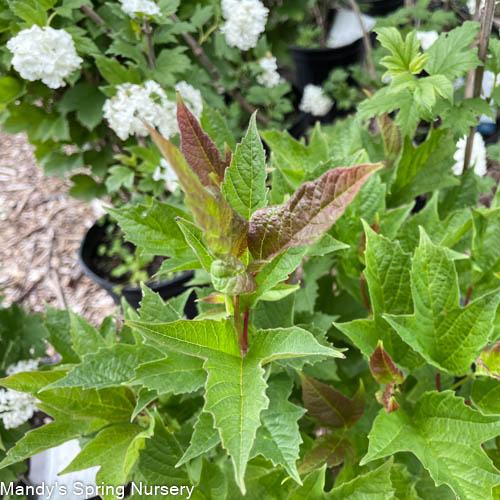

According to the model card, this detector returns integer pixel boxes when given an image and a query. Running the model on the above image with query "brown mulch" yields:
[0,132,116,325]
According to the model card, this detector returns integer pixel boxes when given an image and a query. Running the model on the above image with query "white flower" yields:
[175,81,203,119]
[452,132,487,176]
[103,80,203,141]
[0,360,39,429]
[299,84,334,117]
[257,54,281,88]
[220,0,269,51]
[327,8,375,48]
[119,0,160,17]
[416,31,439,50]
[7,25,82,89]
[153,158,178,192]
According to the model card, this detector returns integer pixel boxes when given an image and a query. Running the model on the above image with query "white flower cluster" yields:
[416,30,439,50]
[221,0,269,51]
[452,132,487,176]
[103,80,202,140]
[7,25,82,89]
[299,84,334,117]
[257,55,280,88]
[153,158,178,192]
[119,0,160,17]
[0,359,39,430]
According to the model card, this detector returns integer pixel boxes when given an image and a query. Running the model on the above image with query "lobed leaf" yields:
[363,391,500,500]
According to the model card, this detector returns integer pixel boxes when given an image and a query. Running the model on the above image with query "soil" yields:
[0,132,115,326]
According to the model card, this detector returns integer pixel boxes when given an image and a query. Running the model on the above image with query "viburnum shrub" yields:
[2,11,500,500]
[2,73,500,496]
[0,0,293,202]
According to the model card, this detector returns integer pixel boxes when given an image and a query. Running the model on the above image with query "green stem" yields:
[47,11,57,26]
[448,376,473,392]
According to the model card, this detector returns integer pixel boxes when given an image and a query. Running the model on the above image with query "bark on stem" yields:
[463,0,496,172]
[80,5,113,35]
[142,18,156,69]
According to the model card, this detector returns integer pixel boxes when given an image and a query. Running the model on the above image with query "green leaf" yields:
[336,224,423,371]
[0,413,102,470]
[0,77,24,106]
[376,28,422,75]
[248,164,382,261]
[251,374,306,484]
[177,95,228,187]
[261,128,328,189]
[105,166,135,193]
[472,207,500,280]
[222,113,267,220]
[425,21,480,80]
[177,411,220,466]
[10,0,47,26]
[94,55,141,85]
[58,82,105,130]
[69,312,106,357]
[201,105,236,152]
[133,352,206,395]
[45,306,80,364]
[471,377,500,415]
[362,391,500,500]
[47,343,161,389]
[128,414,194,499]
[127,319,342,492]
[301,376,364,429]
[69,174,106,201]
[253,246,307,303]
[384,229,500,375]
[388,128,458,207]
[61,423,152,495]
[210,255,257,295]
[107,201,190,258]
[176,217,215,271]
[0,304,47,373]
[325,459,395,499]
[147,127,248,257]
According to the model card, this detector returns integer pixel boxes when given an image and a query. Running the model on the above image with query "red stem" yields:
[435,372,441,392]
[464,284,474,306]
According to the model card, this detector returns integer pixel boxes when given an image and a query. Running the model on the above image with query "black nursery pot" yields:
[78,221,197,318]
[357,0,404,16]
[290,39,364,92]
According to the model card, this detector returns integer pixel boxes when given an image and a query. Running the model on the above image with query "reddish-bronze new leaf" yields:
[370,340,404,385]
[248,163,383,261]
[146,122,247,257]
[301,375,365,429]
[177,95,229,187]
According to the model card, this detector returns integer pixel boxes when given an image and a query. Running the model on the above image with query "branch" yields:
[80,5,113,35]
[142,18,156,69]
[169,14,270,124]
[463,0,495,172]
[346,0,377,82]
